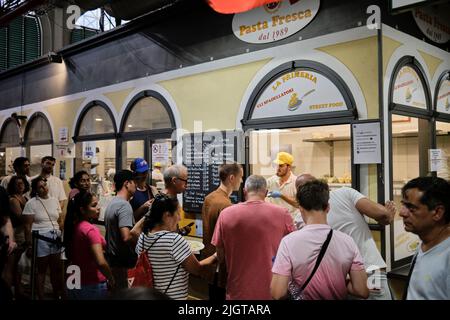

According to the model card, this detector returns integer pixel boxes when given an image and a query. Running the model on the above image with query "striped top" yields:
[135,231,191,300]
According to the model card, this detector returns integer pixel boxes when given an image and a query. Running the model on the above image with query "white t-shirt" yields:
[407,236,450,300]
[327,187,386,271]
[32,175,67,202]
[266,172,298,218]
[22,196,61,232]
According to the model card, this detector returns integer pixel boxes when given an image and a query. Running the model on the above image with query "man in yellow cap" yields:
[266,152,298,219]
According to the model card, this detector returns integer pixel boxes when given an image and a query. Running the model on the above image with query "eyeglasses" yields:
[176,177,188,183]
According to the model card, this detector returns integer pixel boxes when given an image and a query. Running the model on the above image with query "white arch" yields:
[430,63,450,104]
[118,83,182,132]
[71,94,118,138]
[235,48,368,130]
[25,109,56,142]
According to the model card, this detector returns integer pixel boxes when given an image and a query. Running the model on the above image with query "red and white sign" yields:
[232,0,320,44]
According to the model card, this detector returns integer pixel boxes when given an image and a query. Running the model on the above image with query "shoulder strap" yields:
[164,264,181,294]
[402,253,418,300]
[300,229,333,292]
[143,231,170,253]
[37,197,58,233]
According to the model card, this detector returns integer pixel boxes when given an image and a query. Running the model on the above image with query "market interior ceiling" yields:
[0,0,180,26]
[0,0,289,25]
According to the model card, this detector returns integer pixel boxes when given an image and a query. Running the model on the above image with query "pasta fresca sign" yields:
[232,0,320,44]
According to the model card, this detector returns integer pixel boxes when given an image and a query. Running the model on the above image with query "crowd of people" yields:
[0,152,449,301]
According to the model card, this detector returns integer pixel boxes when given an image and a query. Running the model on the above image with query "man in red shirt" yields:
[211,175,295,300]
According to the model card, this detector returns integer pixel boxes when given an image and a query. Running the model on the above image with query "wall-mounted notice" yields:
[352,122,381,164]
[429,149,445,172]
[59,127,69,143]
[182,131,243,212]
[152,142,170,165]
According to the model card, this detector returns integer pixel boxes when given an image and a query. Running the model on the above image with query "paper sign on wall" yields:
[429,149,445,172]
[152,142,170,165]
[59,127,69,143]
[352,122,382,164]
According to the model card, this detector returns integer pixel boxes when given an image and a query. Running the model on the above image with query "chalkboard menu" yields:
[182,131,242,212]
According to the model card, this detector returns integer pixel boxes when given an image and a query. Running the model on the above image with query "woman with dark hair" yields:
[68,171,91,200]
[135,194,217,300]
[64,191,114,300]
[2,176,30,299]
[23,176,64,300]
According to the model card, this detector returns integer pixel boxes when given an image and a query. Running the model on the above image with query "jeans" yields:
[68,282,108,300]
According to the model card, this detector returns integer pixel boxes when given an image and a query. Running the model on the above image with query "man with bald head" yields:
[211,175,295,300]
[295,174,395,300]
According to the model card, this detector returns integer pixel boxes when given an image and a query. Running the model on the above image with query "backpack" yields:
[127,232,166,288]
[127,232,180,293]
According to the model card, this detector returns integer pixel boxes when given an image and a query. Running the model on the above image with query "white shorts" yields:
[36,230,62,258]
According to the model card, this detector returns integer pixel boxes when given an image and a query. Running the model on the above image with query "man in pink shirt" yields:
[271,180,369,300]
[211,175,295,300]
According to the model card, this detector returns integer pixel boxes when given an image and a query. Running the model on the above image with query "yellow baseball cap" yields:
[273,152,294,166]
[154,162,162,168]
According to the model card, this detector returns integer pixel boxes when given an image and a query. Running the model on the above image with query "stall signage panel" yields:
[352,122,381,164]
[252,70,347,119]
[392,66,427,109]
[182,131,242,212]
[232,0,320,44]
[152,142,170,165]
[413,5,450,44]
[436,78,450,114]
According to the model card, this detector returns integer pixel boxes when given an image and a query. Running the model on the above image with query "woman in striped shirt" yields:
[136,194,217,300]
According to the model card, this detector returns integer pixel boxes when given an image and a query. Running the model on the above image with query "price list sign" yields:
[182,131,242,212]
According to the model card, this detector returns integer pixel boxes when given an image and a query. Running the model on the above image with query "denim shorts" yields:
[68,282,108,300]
[36,230,62,258]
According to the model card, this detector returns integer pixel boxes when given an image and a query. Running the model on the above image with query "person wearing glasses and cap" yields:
[130,158,159,221]
[266,152,298,219]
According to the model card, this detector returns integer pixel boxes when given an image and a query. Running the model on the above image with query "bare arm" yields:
[347,269,369,299]
[23,215,34,246]
[90,243,115,287]
[280,194,299,208]
[9,198,23,221]
[355,198,395,225]
[133,199,153,221]
[271,273,290,300]
[181,252,217,276]
[130,217,145,242]
[2,217,17,255]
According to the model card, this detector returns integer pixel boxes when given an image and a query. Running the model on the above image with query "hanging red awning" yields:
[207,0,283,14]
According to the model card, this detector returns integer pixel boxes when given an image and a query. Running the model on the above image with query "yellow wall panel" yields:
[45,98,86,139]
[382,36,403,76]
[317,36,379,119]
[103,87,135,115]
[418,50,443,80]
[159,59,271,131]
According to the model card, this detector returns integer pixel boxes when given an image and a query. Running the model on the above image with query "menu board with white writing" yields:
[182,131,242,212]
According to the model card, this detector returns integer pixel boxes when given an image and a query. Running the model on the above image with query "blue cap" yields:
[131,158,149,173]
